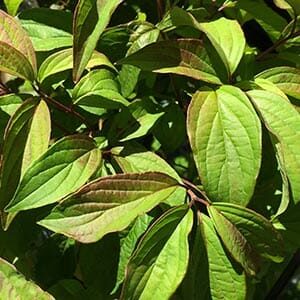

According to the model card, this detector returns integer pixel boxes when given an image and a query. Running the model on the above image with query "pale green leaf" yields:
[247,90,300,203]
[0,94,23,116]
[21,100,51,175]
[213,202,285,262]
[256,67,300,100]
[21,19,72,51]
[208,205,261,275]
[0,257,54,299]
[5,135,101,212]
[4,0,23,16]
[38,48,115,84]
[73,0,123,81]
[199,213,247,300]
[121,206,193,300]
[187,85,261,205]
[0,98,39,214]
[0,9,36,80]
[197,17,245,75]
[118,39,222,84]
[73,69,129,114]
[38,172,183,243]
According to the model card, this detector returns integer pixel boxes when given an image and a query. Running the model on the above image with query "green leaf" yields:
[0,9,36,80]
[72,69,129,114]
[111,143,185,206]
[1,99,50,229]
[274,0,300,15]
[0,99,40,213]
[118,23,160,98]
[198,213,247,300]
[0,94,23,116]
[113,214,153,293]
[73,0,123,81]
[0,257,54,299]
[5,135,101,212]
[4,0,23,16]
[256,67,300,100]
[38,48,115,84]
[187,85,261,205]
[236,0,288,41]
[197,17,245,75]
[212,202,285,262]
[111,143,181,182]
[20,19,72,52]
[21,100,51,175]
[247,90,300,203]
[208,205,261,276]
[118,39,222,84]
[121,206,193,300]
[38,172,182,243]
[108,98,164,142]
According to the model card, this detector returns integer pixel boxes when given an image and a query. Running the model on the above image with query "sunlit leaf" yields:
[121,206,193,300]
[199,213,247,300]
[72,69,129,114]
[118,39,222,84]
[73,0,123,81]
[197,17,245,75]
[0,257,54,299]
[256,67,300,100]
[247,90,300,203]
[187,85,261,205]
[5,135,101,212]
[212,202,285,262]
[38,48,115,84]
[0,9,36,80]
[38,172,183,243]
[3,0,23,16]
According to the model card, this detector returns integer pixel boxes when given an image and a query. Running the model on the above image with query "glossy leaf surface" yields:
[119,39,222,84]
[121,206,193,300]
[38,172,182,243]
[188,86,261,205]
[248,90,300,203]
[5,135,101,212]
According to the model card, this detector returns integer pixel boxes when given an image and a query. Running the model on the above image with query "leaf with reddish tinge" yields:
[0,9,36,80]
[256,67,300,100]
[38,172,183,243]
[208,205,261,276]
[118,39,222,84]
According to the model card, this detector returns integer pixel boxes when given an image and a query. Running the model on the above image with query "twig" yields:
[265,249,300,299]
[156,0,164,20]
[256,30,300,61]
[32,84,92,131]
